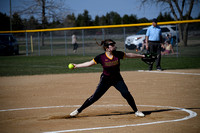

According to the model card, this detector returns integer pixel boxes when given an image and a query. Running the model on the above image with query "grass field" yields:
[0,55,200,76]
[1,39,200,76]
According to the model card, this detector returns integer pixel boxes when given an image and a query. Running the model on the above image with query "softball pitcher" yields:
[70,39,145,117]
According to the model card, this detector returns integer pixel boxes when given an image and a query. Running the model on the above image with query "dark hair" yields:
[152,18,158,23]
[96,39,116,51]
[166,40,170,44]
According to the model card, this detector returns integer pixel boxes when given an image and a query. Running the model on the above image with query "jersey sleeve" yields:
[93,54,101,64]
[113,51,125,59]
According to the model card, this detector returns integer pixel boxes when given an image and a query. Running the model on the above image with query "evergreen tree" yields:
[26,16,40,30]
[76,10,92,26]
[12,12,24,30]
[94,16,100,26]
[138,17,149,23]
[99,15,107,25]
[0,12,10,31]
[129,14,138,23]
[122,14,130,24]
[82,10,92,26]
[64,13,76,27]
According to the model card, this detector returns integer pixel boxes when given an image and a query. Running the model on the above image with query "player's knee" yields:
[121,91,131,99]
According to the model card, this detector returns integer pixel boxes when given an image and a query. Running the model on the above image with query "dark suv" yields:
[0,34,19,55]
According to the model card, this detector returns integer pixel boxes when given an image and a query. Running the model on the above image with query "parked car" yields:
[125,25,179,50]
[0,34,19,55]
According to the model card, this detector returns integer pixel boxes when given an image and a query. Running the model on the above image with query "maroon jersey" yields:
[93,51,125,78]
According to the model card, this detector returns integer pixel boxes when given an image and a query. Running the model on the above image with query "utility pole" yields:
[10,0,12,31]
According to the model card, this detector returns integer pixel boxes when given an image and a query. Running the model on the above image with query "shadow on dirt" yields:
[46,107,200,120]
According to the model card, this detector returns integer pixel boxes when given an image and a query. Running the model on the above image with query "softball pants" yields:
[77,74,138,113]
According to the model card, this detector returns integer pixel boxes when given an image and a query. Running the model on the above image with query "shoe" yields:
[135,111,145,117]
[157,68,162,71]
[70,109,79,117]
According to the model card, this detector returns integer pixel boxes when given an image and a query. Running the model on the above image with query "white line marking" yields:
[0,105,197,133]
[0,104,126,112]
[138,70,200,76]
[42,105,197,133]
[0,105,79,112]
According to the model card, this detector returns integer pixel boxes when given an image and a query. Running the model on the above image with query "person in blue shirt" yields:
[145,18,162,71]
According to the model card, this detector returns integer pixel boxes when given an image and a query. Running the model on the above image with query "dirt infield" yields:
[0,69,200,133]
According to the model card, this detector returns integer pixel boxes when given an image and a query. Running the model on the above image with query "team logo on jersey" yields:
[105,60,119,67]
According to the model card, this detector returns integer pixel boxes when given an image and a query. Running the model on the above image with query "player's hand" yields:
[73,64,77,69]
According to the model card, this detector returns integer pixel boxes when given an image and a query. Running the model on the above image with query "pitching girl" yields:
[70,39,145,117]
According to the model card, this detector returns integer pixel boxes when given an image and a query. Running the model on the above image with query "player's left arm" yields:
[159,29,162,43]
[125,53,145,58]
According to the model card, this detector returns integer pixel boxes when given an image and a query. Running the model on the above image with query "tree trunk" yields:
[178,22,189,47]
[178,23,184,46]
[183,23,189,47]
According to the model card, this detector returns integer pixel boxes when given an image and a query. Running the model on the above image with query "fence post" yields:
[64,31,67,56]
[102,29,105,40]
[176,24,178,58]
[50,32,53,56]
[38,32,40,56]
[123,27,126,52]
[82,29,85,56]
[25,32,28,56]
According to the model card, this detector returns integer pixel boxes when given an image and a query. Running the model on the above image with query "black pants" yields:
[148,42,161,70]
[73,43,78,50]
[77,74,138,113]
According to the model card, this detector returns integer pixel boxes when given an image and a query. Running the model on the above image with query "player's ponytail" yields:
[95,39,106,51]
[95,39,116,51]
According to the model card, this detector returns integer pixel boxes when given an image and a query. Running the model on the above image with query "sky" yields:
[0,0,200,20]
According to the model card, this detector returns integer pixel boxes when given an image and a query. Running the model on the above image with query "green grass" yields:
[0,55,200,76]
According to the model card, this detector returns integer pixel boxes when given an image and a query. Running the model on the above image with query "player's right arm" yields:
[73,60,96,69]
[145,27,150,50]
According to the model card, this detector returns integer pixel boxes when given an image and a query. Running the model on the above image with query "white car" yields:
[125,25,179,50]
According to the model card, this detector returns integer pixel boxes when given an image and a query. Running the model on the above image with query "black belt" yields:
[149,41,160,43]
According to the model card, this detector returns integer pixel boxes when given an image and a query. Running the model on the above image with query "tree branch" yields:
[172,0,183,19]
[186,0,194,19]
[181,0,185,13]
[168,0,179,20]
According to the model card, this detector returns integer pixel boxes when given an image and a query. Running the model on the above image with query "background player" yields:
[69,39,145,117]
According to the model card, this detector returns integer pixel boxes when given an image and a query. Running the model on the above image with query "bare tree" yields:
[15,0,70,46]
[141,0,198,46]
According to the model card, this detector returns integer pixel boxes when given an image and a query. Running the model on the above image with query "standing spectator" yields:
[164,34,169,42]
[165,33,174,47]
[145,18,162,71]
[72,34,78,53]
[168,33,175,47]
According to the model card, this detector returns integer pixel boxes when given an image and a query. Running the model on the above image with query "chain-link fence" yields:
[2,20,200,57]
[12,27,140,56]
